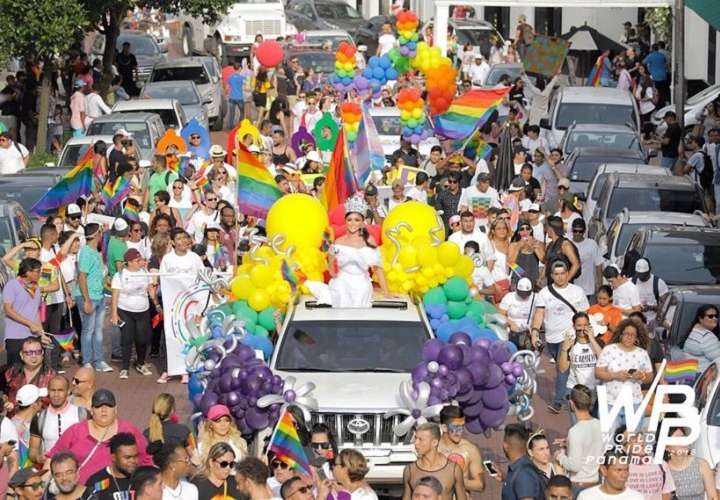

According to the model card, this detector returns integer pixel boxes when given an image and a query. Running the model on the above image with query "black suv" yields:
[563,146,645,195]
[655,285,720,358]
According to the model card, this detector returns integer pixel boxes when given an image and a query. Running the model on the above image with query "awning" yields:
[687,0,720,32]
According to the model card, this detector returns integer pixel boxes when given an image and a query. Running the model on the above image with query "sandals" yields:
[156,373,169,384]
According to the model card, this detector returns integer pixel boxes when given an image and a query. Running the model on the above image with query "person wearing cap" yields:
[602,266,642,317]
[110,248,156,380]
[499,277,537,348]
[196,404,248,466]
[502,177,526,231]
[300,149,323,174]
[569,218,602,302]
[280,164,307,195]
[447,215,461,234]
[8,468,45,500]
[469,55,490,86]
[630,259,668,326]
[69,80,87,138]
[47,390,150,484]
[73,223,111,372]
[63,204,85,245]
[363,184,387,225]
[11,384,46,455]
[459,172,500,229]
[208,144,237,182]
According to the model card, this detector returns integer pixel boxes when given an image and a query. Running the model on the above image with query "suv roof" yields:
[291,294,424,322]
[113,98,177,110]
[609,173,697,190]
[616,210,710,226]
[641,226,720,241]
[598,163,671,176]
[90,112,160,123]
[665,285,720,299]
[153,57,207,69]
[568,124,637,133]
[571,147,644,159]
[558,86,635,105]
[449,18,496,29]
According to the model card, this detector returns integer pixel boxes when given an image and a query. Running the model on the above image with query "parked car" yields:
[0,178,60,231]
[689,342,720,469]
[420,18,504,60]
[564,147,646,195]
[368,107,440,162]
[623,226,720,286]
[301,30,355,49]
[91,30,167,84]
[582,163,673,223]
[0,200,36,248]
[560,123,648,158]
[652,83,720,135]
[139,81,207,129]
[286,0,366,33]
[483,63,523,87]
[148,58,226,131]
[587,173,706,239]
[541,86,641,148]
[599,209,711,267]
[113,98,188,131]
[85,112,166,161]
[353,15,394,56]
[56,135,114,169]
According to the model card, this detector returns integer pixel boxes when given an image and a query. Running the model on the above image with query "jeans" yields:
[77,296,106,367]
[547,341,569,407]
[715,184,720,215]
[660,155,677,169]
[227,98,244,129]
[119,309,151,370]
[111,325,122,358]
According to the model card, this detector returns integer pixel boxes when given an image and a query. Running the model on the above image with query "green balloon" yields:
[388,47,400,62]
[395,57,411,75]
[258,307,277,331]
[232,301,245,315]
[254,325,270,338]
[244,323,255,334]
[443,277,469,302]
[423,287,448,306]
[447,300,468,320]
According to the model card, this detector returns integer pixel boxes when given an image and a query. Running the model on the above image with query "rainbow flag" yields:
[664,359,699,383]
[175,155,191,175]
[588,53,607,87]
[17,441,31,469]
[433,88,510,140]
[236,143,283,219]
[101,177,131,210]
[193,161,210,189]
[281,260,300,293]
[53,329,75,352]
[509,262,526,278]
[353,105,386,185]
[30,148,95,216]
[320,129,358,212]
[93,478,111,492]
[123,205,140,223]
[269,409,311,476]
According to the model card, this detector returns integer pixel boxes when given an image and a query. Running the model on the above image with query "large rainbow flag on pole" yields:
[587,53,608,87]
[268,409,312,476]
[433,88,510,141]
[236,143,283,219]
[30,148,95,216]
[320,129,358,212]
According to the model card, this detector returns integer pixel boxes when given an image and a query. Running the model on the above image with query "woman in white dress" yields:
[308,196,389,307]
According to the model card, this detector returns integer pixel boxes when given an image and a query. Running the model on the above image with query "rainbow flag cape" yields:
[664,359,699,383]
[236,143,283,218]
[30,148,94,216]
[101,177,131,210]
[269,409,311,476]
[17,441,31,469]
[433,88,510,140]
[123,205,140,223]
[353,105,386,185]
[52,329,75,352]
[588,53,607,87]
[320,129,358,212]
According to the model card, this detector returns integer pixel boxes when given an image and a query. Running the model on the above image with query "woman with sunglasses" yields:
[209,166,236,206]
[149,441,198,500]
[309,423,338,480]
[680,304,720,373]
[508,220,544,290]
[488,219,511,302]
[126,222,151,260]
[168,179,193,225]
[196,405,247,467]
[191,441,242,500]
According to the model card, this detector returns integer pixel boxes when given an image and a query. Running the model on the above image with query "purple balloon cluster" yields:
[194,342,284,438]
[412,333,525,433]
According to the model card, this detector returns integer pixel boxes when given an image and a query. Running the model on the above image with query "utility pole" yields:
[673,0,685,128]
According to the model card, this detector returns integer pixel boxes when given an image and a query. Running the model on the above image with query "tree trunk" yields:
[102,10,120,77]
[35,62,52,155]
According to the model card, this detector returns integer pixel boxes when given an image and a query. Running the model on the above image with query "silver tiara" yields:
[344,195,369,215]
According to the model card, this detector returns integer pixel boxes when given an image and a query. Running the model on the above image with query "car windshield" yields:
[566,131,639,152]
[687,84,720,105]
[59,144,91,168]
[454,29,494,58]
[294,53,335,74]
[117,35,160,56]
[0,183,55,213]
[124,108,179,128]
[644,241,720,285]
[613,223,688,258]
[570,157,644,183]
[316,3,362,18]
[305,35,353,49]
[151,67,209,85]
[556,103,636,130]
[86,122,151,150]
[275,320,428,371]
[142,85,199,106]
[485,66,522,86]
[607,187,704,219]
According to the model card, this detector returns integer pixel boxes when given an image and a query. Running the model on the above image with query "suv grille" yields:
[245,20,281,38]
[310,412,414,447]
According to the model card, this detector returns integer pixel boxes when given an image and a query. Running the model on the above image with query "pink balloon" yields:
[256,41,284,68]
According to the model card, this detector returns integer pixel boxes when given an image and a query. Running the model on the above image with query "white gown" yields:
[306,244,382,308]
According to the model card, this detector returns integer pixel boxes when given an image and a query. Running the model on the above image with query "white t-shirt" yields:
[521,135,549,155]
[162,479,199,500]
[406,186,428,203]
[448,230,495,266]
[554,211,582,234]
[574,238,603,296]
[126,238,152,260]
[566,340,598,389]
[459,186,500,227]
[612,280,641,315]
[351,486,379,500]
[472,265,495,289]
[577,485,644,500]
[60,254,77,285]
[499,292,536,331]
[536,283,589,343]
[34,403,85,452]
[111,268,152,312]
[187,210,219,243]
[0,141,28,175]
[633,275,668,324]
[0,416,19,450]
[40,247,65,305]
[531,221,545,242]
[378,34,397,56]
[596,344,652,403]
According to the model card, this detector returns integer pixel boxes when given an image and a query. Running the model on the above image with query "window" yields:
[0,217,13,250]
[86,122,151,149]
[569,157,643,183]
[644,240,720,286]
[151,66,209,85]
[142,85,200,106]
[590,174,609,201]
[117,35,161,56]
[59,144,91,168]
[607,188,705,219]
[315,2,361,19]
[555,103,636,130]
[566,131,641,152]
[698,364,718,417]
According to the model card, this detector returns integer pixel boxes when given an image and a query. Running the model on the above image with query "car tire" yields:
[182,26,193,57]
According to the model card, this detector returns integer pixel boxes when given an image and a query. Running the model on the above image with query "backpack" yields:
[698,151,715,191]
[632,274,660,304]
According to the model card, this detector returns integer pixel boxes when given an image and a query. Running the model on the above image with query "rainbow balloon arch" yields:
[182,196,539,439]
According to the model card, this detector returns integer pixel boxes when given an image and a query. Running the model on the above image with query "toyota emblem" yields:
[347,417,371,437]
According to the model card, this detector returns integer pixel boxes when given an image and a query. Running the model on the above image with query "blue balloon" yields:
[385,68,398,81]
[372,67,385,79]
[368,56,380,67]
[408,41,417,50]
[342,76,352,85]
[362,68,374,79]
[414,125,424,134]
[379,55,392,69]
[241,335,273,361]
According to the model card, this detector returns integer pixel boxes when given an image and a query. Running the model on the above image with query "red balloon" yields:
[256,40,284,68]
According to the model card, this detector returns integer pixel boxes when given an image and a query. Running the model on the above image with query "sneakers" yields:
[547,403,562,414]
[135,364,153,376]
[96,362,114,372]
[119,370,129,380]
[549,357,556,364]
[83,363,93,369]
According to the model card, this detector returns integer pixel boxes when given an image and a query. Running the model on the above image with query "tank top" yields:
[513,249,540,288]
[272,146,290,166]
[669,458,705,500]
[406,460,459,500]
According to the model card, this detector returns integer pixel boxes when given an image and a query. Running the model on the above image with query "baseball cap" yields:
[476,172,491,183]
[73,79,86,89]
[123,248,142,262]
[207,404,231,421]
[528,203,541,212]
[635,258,651,273]
[9,468,42,488]
[67,203,81,216]
[571,218,586,230]
[113,218,129,232]
[281,164,298,175]
[16,385,48,407]
[558,178,571,189]
[248,144,260,153]
[306,150,322,163]
[516,278,532,292]
[449,214,461,225]
[508,177,526,192]
[205,221,222,232]
[91,389,117,408]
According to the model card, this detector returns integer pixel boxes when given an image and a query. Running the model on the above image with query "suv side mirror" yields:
[539,118,550,129]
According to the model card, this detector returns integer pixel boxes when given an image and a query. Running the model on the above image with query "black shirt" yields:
[142,421,191,447]
[82,467,131,500]
[116,52,138,82]
[108,148,125,182]
[390,147,420,167]
[192,476,247,500]
[661,122,682,158]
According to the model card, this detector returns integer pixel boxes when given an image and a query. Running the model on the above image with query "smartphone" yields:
[628,369,637,374]
[483,460,499,476]
[117,320,126,328]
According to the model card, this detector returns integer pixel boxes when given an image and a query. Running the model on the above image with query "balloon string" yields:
[386,222,412,266]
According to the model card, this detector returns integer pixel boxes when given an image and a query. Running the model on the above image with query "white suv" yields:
[268,294,433,493]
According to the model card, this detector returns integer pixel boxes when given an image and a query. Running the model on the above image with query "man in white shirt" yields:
[0,132,29,175]
[376,23,397,56]
[29,375,87,456]
[603,266,641,317]
[186,193,219,244]
[459,173,500,229]
[577,451,644,500]
[300,95,323,133]
[521,125,549,156]
[406,172,429,203]
[498,278,536,339]
[631,258,668,326]
[448,211,495,271]
[469,56,490,86]
[531,260,589,413]
[63,203,86,245]
[84,83,112,126]
[570,219,603,301]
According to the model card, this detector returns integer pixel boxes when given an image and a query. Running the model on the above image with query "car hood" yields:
[273,371,409,411]
[136,54,165,68]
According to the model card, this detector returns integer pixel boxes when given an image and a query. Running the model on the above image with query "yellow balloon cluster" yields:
[230,247,294,311]
[380,202,473,294]
[410,42,451,74]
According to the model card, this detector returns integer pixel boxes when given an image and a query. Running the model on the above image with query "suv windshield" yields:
[566,131,639,152]
[454,29,493,56]
[86,122,151,150]
[293,53,335,74]
[556,103,636,130]
[607,187,703,218]
[142,84,199,105]
[275,320,428,371]
[0,216,13,249]
[152,67,209,85]
[570,157,643,182]
[60,144,92,168]
[117,35,160,56]
[316,3,361,18]
[644,241,720,285]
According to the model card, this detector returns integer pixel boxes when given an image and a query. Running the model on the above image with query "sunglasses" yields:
[22,482,44,490]
[73,378,88,384]
[271,460,289,470]
[289,486,312,496]
[68,215,81,220]
[705,314,719,319]
[206,198,218,202]
[447,424,464,433]
[572,229,585,233]
[311,442,331,450]
[518,226,531,232]
[447,180,458,184]
[190,135,201,140]
[22,349,43,356]
[558,186,569,190]
[215,460,236,469]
